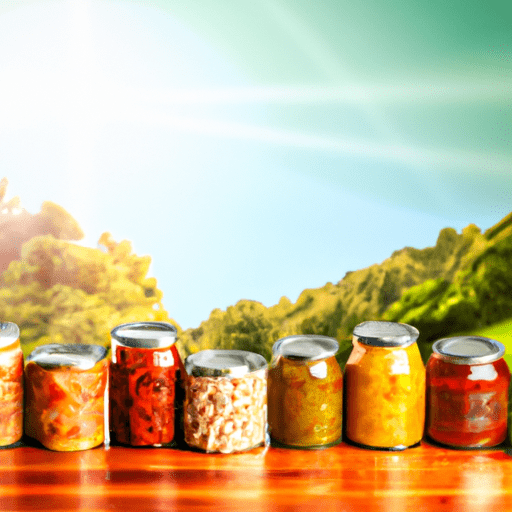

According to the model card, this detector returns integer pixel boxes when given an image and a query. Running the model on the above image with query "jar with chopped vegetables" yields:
[267,334,343,449]
[24,344,108,451]
[110,321,183,447]
[344,321,425,450]
[184,349,267,453]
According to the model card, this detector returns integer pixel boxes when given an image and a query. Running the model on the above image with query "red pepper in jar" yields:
[110,322,183,446]
[0,323,23,446]
[427,336,510,448]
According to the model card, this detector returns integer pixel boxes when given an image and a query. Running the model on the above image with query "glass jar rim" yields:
[432,336,505,365]
[272,334,339,361]
[352,321,419,347]
[26,343,108,370]
[111,321,177,349]
[0,322,20,349]
[185,349,267,378]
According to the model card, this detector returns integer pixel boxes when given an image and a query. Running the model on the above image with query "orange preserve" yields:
[0,323,24,446]
[344,321,425,450]
[25,344,108,451]
[268,335,343,448]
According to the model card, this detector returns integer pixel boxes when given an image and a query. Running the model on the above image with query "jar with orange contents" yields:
[344,321,425,450]
[0,322,24,447]
[24,344,108,451]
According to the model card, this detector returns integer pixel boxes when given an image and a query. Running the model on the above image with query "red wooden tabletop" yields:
[1,441,511,511]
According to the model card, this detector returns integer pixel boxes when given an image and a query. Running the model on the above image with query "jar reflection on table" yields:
[344,321,425,450]
[0,322,24,447]
[24,344,108,451]
[427,336,510,449]
[267,334,343,449]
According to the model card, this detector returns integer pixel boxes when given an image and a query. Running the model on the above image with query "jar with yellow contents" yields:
[267,335,343,449]
[344,321,425,450]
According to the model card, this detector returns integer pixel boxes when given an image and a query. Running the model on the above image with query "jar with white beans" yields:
[183,350,268,453]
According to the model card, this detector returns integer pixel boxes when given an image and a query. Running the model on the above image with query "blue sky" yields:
[1,1,511,328]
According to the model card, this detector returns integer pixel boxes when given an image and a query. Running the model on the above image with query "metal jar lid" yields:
[353,321,419,348]
[272,334,339,361]
[0,322,20,349]
[111,321,178,349]
[432,336,505,365]
[26,344,108,371]
[185,349,267,379]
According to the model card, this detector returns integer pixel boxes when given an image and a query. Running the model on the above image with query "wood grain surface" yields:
[1,441,512,511]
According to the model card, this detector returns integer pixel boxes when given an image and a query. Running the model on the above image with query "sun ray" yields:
[116,80,512,106]
[114,107,512,175]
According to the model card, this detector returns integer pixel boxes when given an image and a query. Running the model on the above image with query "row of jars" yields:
[267,321,510,451]
[0,320,509,452]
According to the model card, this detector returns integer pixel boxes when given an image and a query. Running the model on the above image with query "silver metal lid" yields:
[0,322,20,349]
[353,321,419,347]
[26,344,107,370]
[272,334,339,361]
[111,321,177,349]
[185,349,267,378]
[433,336,505,365]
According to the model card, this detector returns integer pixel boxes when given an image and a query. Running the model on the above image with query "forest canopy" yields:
[0,179,177,357]
[2,177,512,365]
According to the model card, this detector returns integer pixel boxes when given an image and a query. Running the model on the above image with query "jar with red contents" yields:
[110,321,183,446]
[427,336,510,449]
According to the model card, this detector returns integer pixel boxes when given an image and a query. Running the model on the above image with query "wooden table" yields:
[1,441,511,511]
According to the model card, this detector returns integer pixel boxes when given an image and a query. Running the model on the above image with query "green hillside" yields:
[0,180,178,357]
[3,176,512,364]
[179,212,512,366]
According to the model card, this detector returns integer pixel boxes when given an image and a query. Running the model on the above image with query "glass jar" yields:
[344,321,425,450]
[427,336,510,448]
[267,334,343,449]
[184,349,267,453]
[110,321,183,447]
[0,323,24,446]
[24,343,108,451]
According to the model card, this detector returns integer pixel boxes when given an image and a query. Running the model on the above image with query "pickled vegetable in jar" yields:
[267,335,343,449]
[184,350,267,453]
[0,323,24,446]
[427,336,510,448]
[344,321,425,450]
[110,322,183,446]
[24,344,108,451]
